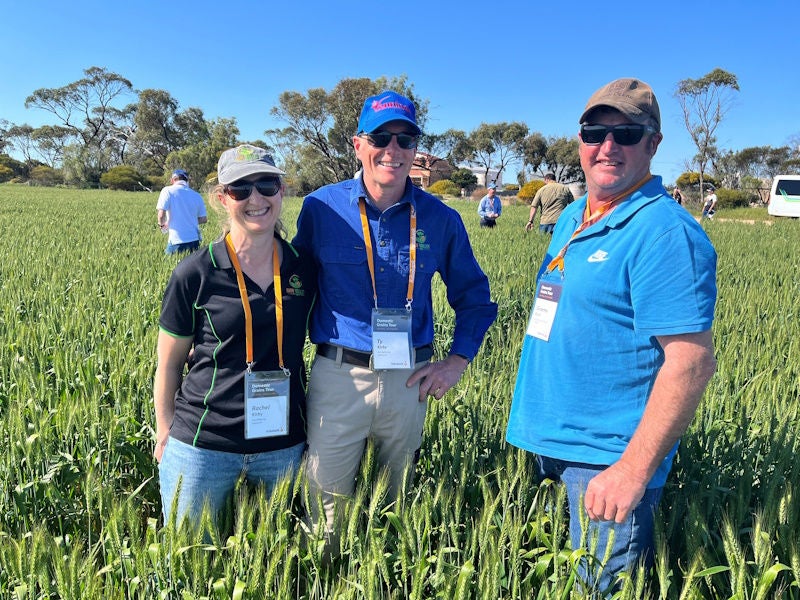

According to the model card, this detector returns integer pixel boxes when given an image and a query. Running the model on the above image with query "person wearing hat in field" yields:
[156,169,208,254]
[154,145,317,526]
[506,78,717,594]
[525,172,574,234]
[702,185,718,218]
[477,182,502,227]
[293,91,497,550]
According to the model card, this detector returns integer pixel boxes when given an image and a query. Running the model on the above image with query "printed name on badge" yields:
[526,282,562,342]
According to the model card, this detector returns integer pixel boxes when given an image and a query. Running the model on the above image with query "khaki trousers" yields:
[303,350,429,541]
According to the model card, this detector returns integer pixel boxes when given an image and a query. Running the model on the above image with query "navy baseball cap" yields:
[172,169,189,179]
[357,91,421,135]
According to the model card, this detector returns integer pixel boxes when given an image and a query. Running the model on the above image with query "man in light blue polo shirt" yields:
[477,183,502,227]
[293,90,497,551]
[506,78,717,595]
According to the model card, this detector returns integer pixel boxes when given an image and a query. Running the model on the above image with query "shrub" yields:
[0,165,13,183]
[0,154,27,178]
[504,184,520,193]
[450,168,477,192]
[100,166,146,191]
[28,165,64,187]
[145,175,165,191]
[427,179,461,197]
[676,172,720,190]
[716,188,756,209]
[517,180,547,202]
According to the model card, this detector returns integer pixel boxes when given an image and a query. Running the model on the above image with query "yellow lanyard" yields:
[547,174,652,275]
[358,198,416,311]
[224,233,286,374]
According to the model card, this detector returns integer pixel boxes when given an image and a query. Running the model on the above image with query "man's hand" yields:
[584,462,648,523]
[584,331,716,523]
[406,354,469,401]
[525,221,534,232]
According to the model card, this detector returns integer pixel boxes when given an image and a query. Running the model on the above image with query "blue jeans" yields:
[165,240,200,255]
[539,223,556,234]
[536,455,662,596]
[158,437,305,525]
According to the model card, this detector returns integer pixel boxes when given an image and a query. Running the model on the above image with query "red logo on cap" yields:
[371,96,412,115]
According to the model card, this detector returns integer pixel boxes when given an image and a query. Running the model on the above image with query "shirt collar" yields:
[209,234,293,271]
[573,175,665,229]
[349,176,417,212]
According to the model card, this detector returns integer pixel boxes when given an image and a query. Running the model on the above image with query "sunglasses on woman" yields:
[360,131,420,149]
[223,178,281,201]
[580,123,656,146]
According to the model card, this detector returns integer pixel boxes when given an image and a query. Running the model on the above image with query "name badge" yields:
[371,308,413,370]
[526,281,562,342]
[244,370,291,439]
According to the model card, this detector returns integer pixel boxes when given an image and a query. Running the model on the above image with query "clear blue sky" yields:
[2,0,797,186]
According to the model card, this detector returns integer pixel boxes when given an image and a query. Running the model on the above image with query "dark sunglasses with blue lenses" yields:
[580,123,656,146]
[361,131,420,149]
[224,177,281,201]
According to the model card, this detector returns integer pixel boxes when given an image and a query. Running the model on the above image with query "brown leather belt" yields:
[316,343,433,368]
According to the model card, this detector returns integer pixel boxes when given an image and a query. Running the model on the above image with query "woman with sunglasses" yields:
[153,144,316,527]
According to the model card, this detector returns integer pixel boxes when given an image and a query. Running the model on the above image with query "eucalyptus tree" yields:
[466,121,528,186]
[24,66,135,184]
[128,89,210,175]
[674,68,739,196]
[267,76,428,189]
[521,133,583,184]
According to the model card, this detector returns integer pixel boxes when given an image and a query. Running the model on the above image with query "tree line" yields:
[1,66,798,195]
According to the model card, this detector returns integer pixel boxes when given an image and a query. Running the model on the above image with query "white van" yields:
[768,175,800,217]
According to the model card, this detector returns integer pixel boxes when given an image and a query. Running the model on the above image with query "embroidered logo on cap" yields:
[371,95,413,115]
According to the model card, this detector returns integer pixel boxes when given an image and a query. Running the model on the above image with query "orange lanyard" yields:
[224,233,287,374]
[547,174,652,275]
[358,198,416,311]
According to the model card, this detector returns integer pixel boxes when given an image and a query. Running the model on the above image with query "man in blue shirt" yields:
[506,78,717,595]
[293,90,497,549]
[477,183,502,227]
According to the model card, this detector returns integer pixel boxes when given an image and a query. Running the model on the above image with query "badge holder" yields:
[244,369,291,439]
[371,308,413,370]
[526,281,562,342]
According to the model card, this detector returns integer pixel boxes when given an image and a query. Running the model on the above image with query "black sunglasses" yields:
[580,123,656,146]
[360,131,420,150]
[223,178,281,201]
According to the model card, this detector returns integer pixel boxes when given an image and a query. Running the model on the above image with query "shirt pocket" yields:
[319,244,370,305]
[401,250,438,304]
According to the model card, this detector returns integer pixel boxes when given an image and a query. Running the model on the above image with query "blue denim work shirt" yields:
[292,177,497,360]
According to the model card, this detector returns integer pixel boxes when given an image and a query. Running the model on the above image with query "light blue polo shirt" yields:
[506,176,716,488]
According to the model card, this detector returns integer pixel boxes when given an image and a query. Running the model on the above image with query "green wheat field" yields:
[0,185,798,599]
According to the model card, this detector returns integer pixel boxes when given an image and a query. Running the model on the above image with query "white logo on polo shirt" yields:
[587,250,609,263]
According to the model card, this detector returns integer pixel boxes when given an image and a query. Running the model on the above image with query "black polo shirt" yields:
[159,235,317,453]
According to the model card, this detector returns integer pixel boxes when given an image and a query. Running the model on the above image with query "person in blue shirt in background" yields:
[477,182,502,227]
[293,90,497,551]
[506,78,717,596]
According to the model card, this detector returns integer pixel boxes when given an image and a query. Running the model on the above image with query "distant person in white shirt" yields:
[157,169,208,254]
[702,186,718,219]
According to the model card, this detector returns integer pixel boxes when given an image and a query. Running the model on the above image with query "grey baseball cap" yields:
[217,144,285,185]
